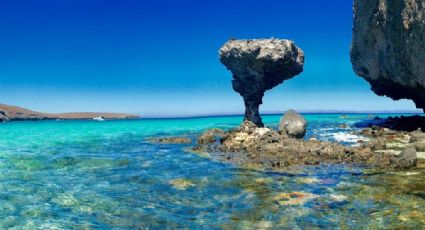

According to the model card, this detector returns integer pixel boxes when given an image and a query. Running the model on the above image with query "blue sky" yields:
[0,0,419,116]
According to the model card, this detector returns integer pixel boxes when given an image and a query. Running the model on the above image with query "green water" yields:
[0,114,424,229]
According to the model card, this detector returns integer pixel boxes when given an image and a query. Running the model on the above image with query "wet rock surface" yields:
[192,121,421,171]
[351,0,425,111]
[219,39,304,127]
[391,147,418,169]
[279,109,307,139]
[353,122,425,169]
[196,128,225,145]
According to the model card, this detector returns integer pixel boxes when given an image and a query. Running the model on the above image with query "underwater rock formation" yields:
[351,0,425,111]
[219,39,304,127]
[279,109,307,139]
[147,137,192,144]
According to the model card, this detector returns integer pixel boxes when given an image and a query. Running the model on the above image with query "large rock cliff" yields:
[351,0,425,111]
[219,39,304,127]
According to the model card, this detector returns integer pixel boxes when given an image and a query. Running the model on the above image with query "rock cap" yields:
[219,38,304,127]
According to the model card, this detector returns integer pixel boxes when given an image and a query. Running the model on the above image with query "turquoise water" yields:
[0,114,424,229]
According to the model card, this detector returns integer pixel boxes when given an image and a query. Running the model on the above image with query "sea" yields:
[0,113,424,229]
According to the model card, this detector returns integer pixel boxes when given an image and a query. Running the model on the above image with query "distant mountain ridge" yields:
[0,104,139,122]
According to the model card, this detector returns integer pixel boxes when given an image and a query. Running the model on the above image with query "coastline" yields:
[0,104,139,122]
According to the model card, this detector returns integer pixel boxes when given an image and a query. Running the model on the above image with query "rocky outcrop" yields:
[193,121,421,170]
[390,147,418,169]
[354,124,425,168]
[279,109,307,139]
[355,115,425,132]
[351,0,425,111]
[0,103,139,122]
[196,128,225,145]
[219,39,304,127]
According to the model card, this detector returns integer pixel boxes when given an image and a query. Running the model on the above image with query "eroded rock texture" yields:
[219,39,304,127]
[279,109,307,139]
[192,121,423,170]
[351,0,425,111]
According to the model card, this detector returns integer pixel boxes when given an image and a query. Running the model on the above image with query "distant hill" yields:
[0,104,139,122]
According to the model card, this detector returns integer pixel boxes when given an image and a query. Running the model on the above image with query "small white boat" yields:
[93,116,105,121]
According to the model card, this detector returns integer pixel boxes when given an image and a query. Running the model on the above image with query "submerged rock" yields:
[279,109,307,139]
[297,177,322,184]
[169,178,195,190]
[197,132,215,145]
[147,137,192,144]
[219,38,304,127]
[329,194,348,203]
[273,191,318,206]
[339,124,349,129]
[351,0,425,111]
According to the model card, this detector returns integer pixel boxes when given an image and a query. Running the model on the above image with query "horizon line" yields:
[140,110,422,119]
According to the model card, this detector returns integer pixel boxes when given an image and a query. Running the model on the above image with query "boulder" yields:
[219,38,304,127]
[197,128,225,145]
[279,109,307,139]
[197,131,215,145]
[351,0,425,111]
[409,130,425,143]
[391,147,418,169]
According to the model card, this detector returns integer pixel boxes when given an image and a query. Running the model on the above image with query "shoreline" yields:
[1,102,422,123]
[0,103,139,122]
[149,116,425,171]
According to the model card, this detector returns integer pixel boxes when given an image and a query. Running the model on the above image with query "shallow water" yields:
[0,114,424,229]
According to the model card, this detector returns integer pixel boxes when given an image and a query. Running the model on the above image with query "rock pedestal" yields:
[219,38,304,127]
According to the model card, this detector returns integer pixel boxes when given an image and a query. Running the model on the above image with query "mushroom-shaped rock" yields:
[279,109,307,139]
[219,39,304,127]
